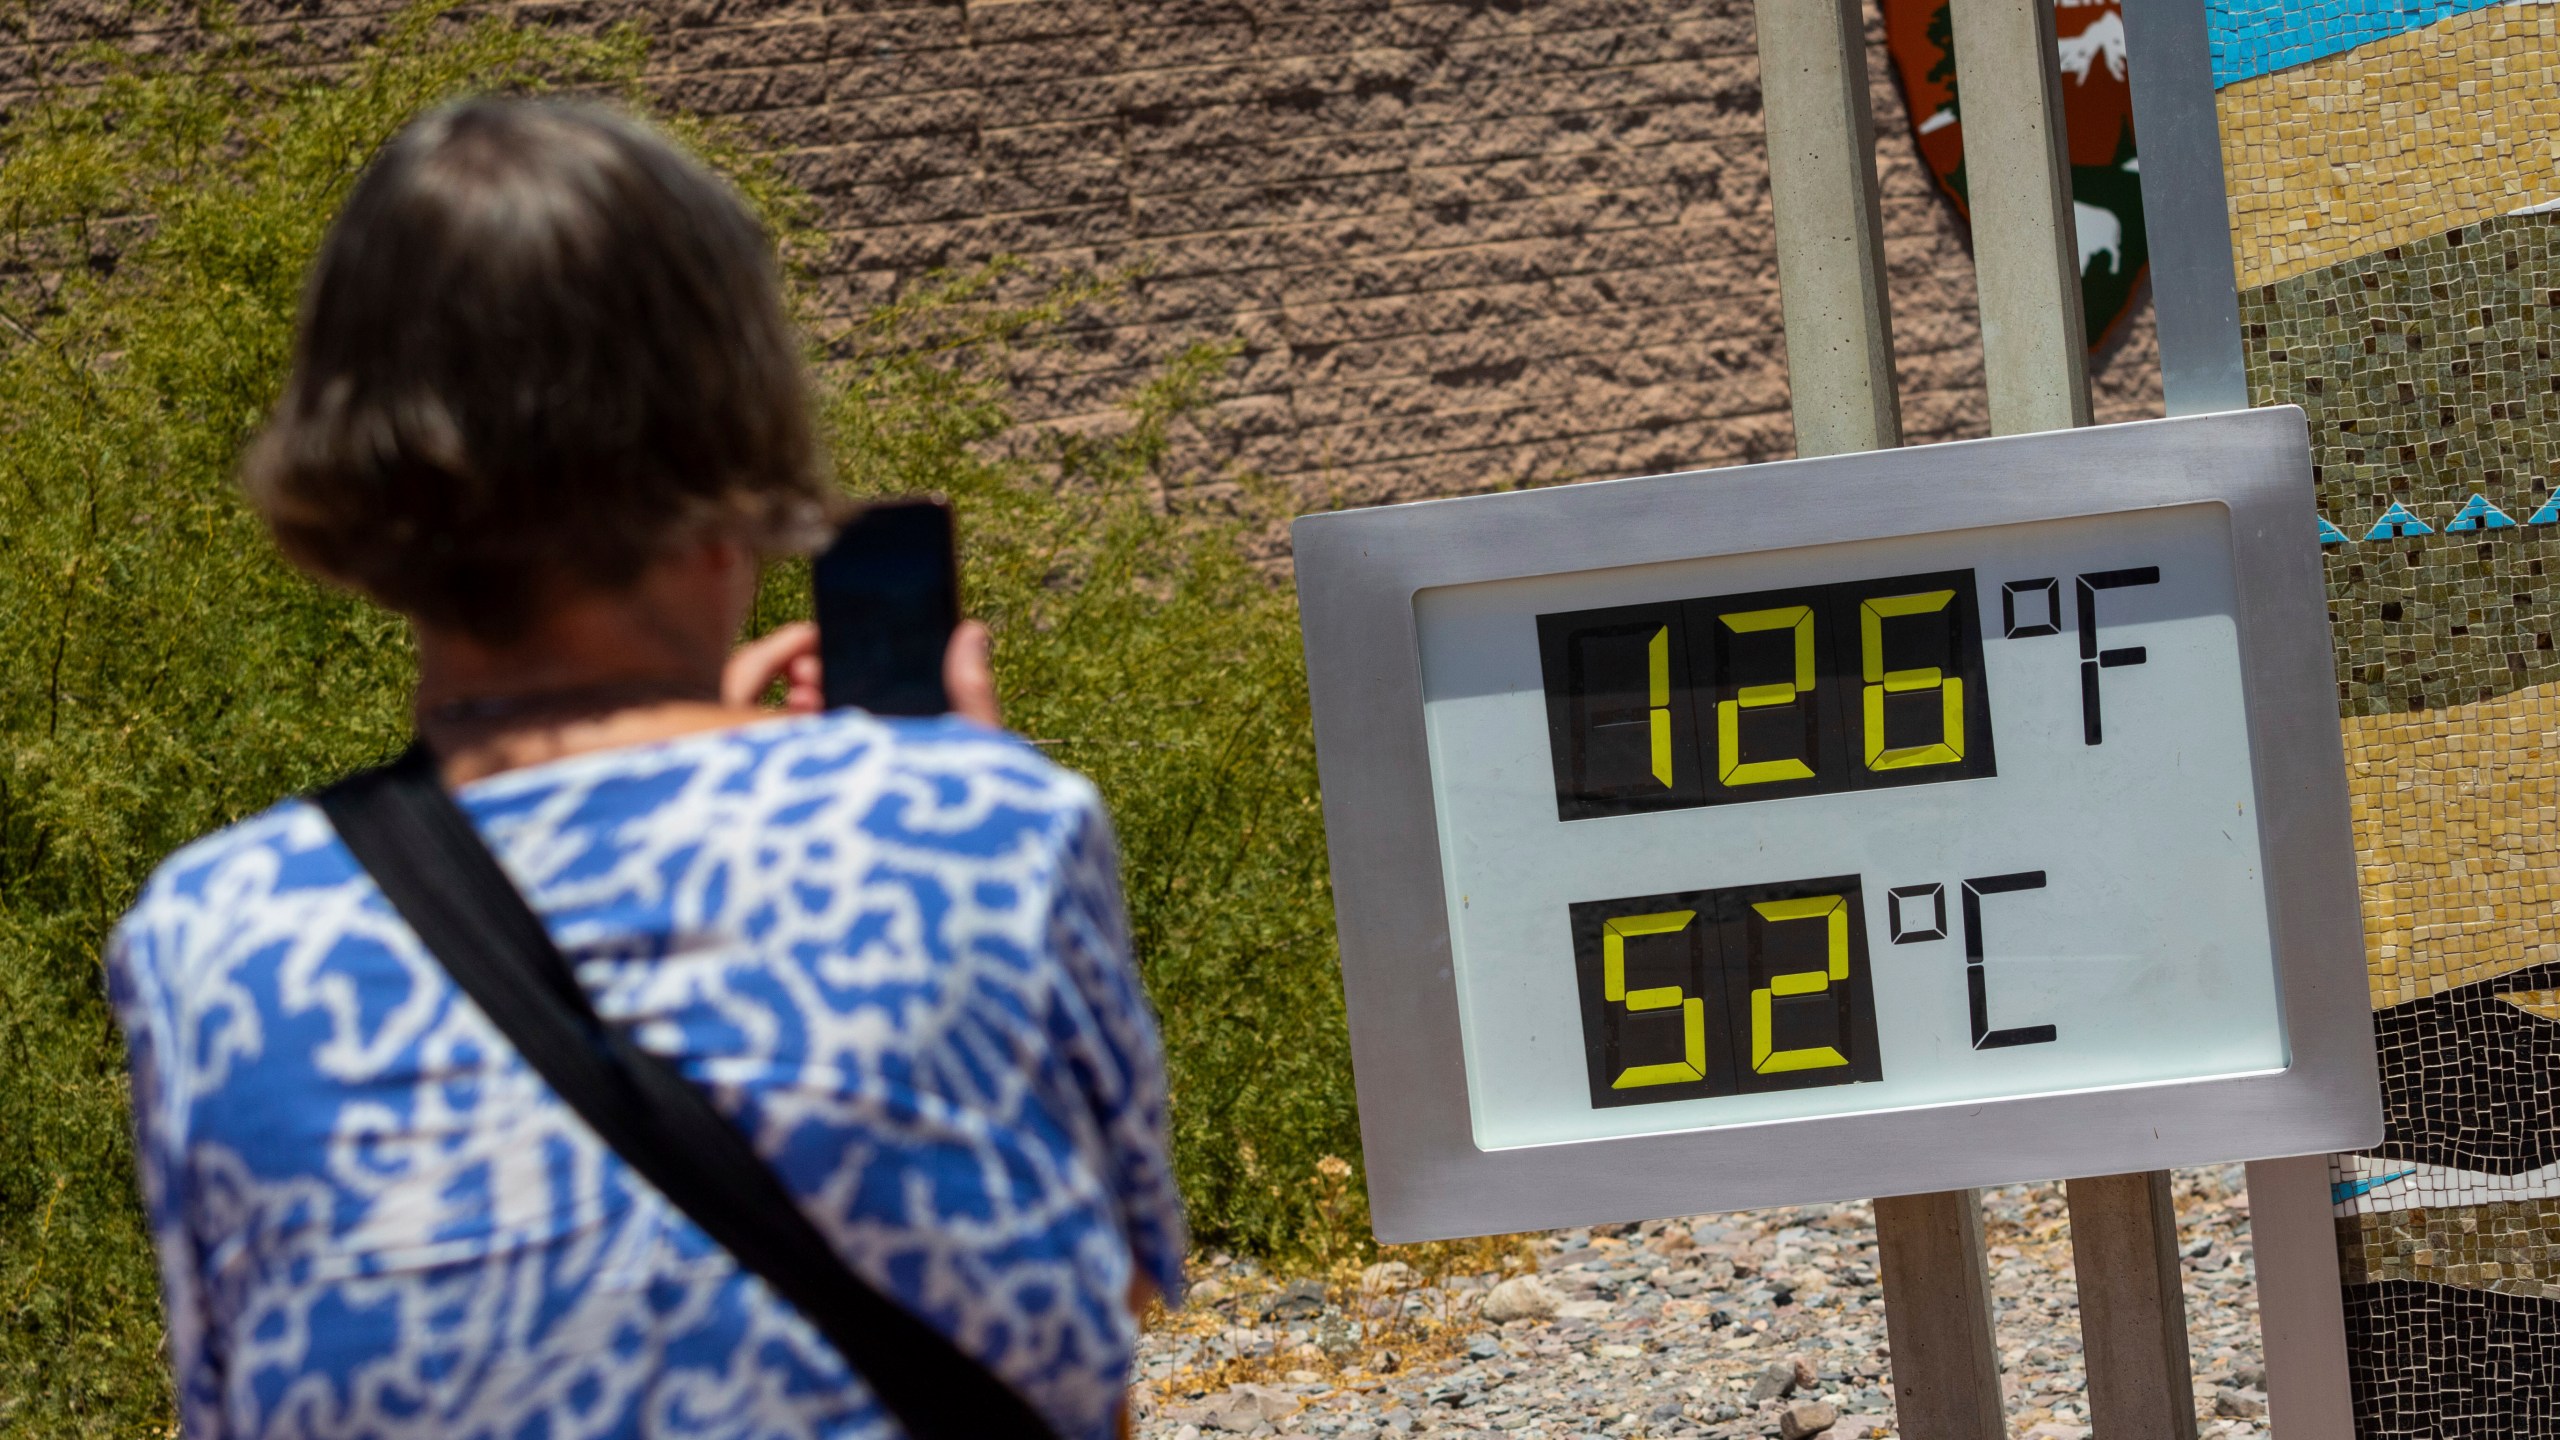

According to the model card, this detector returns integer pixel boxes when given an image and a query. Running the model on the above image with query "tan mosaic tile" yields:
[2346,679,2560,1008]
[2340,1200,2560,1298]
[2215,5,2560,290]
[2502,988,2560,1021]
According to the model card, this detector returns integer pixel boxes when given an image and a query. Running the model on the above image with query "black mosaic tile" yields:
[2371,960,2560,1175]
[2344,1280,2560,1434]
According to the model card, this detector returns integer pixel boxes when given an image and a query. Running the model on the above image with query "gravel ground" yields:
[1133,1168,2272,1440]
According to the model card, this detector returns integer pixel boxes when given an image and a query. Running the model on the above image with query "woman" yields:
[106,98,1181,1438]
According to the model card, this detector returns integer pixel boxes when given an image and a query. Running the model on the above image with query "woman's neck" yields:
[411,556,758,786]
[416,683,750,787]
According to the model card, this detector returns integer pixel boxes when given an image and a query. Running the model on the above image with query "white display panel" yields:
[1416,502,2288,1151]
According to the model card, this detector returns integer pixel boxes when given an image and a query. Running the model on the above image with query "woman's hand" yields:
[722,620,1000,728]
[940,620,999,727]
[721,621,824,713]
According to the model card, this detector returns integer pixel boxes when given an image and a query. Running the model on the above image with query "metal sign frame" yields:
[1294,406,2380,1243]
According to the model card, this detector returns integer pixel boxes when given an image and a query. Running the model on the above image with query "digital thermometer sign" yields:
[1295,410,2381,1241]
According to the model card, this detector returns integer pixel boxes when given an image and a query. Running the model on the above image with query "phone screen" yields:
[813,500,958,716]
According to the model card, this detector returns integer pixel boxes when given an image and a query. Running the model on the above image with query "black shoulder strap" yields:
[314,745,1061,1440]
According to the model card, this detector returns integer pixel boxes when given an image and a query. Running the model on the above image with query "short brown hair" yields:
[242,98,829,641]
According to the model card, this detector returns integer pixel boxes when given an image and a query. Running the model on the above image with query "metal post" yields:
[1755,0,2002,1432]
[2117,0,2250,416]
[2245,1155,2358,1438]
[2113,1,2358,1429]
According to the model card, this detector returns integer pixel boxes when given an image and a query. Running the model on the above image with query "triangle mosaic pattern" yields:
[2323,493,2560,544]
[2365,502,2433,539]
[2447,494,2518,531]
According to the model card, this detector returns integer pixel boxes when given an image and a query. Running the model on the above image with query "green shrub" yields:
[0,7,1359,1433]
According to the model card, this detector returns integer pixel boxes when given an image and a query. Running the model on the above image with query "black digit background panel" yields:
[1539,570,1997,820]
[1533,602,1708,817]
[1569,875,1883,1110]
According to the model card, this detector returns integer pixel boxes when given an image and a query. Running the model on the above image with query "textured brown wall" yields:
[13,0,2161,506]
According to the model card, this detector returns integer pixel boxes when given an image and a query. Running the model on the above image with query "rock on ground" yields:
[1778,1399,1839,1439]
[1482,1276,1563,1324]
[1134,1169,2272,1439]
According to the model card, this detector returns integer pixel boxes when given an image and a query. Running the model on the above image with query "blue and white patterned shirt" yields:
[108,712,1185,1440]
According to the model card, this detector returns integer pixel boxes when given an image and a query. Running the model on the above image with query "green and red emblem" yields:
[1882,0,2148,352]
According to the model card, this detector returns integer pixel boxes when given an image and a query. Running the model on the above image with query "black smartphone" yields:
[812,498,959,716]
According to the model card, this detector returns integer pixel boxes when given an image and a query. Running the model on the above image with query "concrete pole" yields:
[1757,0,1902,456]
[1756,1,2004,1434]
[1948,0,2092,434]
[2066,1171,2201,1440]
[1946,0,2193,1434]
[1872,1191,2009,1440]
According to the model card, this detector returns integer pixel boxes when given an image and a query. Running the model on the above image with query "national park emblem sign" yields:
[1881,0,2148,352]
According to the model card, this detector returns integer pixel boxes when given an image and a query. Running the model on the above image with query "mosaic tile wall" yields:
[2212,0,2560,1431]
